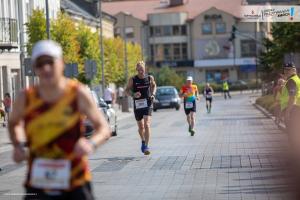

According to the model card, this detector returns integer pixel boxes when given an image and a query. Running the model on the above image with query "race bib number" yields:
[185,102,194,109]
[135,99,148,109]
[31,158,70,189]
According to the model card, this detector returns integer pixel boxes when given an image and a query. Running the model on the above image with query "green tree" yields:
[51,12,80,64]
[260,23,300,81]
[25,9,47,55]
[153,66,185,90]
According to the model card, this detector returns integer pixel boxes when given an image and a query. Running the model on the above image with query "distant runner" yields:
[204,83,214,113]
[180,76,200,136]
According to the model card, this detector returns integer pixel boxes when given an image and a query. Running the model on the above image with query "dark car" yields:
[84,90,117,138]
[153,86,181,111]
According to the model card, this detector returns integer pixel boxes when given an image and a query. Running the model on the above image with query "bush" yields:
[256,95,277,114]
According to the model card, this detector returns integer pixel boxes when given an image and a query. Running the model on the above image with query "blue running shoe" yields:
[141,141,146,153]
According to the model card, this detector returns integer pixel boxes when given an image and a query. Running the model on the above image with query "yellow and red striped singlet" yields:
[24,80,91,190]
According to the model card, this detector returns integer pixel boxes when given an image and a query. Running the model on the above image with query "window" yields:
[173,44,181,60]
[162,26,172,36]
[182,43,188,60]
[150,27,154,37]
[125,27,134,38]
[241,40,256,57]
[154,26,162,36]
[173,26,180,36]
[216,22,226,34]
[202,23,212,34]
[163,44,172,60]
[181,25,187,35]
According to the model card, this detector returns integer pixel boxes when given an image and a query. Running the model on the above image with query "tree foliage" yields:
[260,23,300,81]
[152,66,185,90]
[25,9,47,55]
[26,10,143,86]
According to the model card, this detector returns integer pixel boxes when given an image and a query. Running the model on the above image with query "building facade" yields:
[103,0,262,83]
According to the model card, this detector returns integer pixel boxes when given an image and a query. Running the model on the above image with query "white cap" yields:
[186,76,193,81]
[31,40,63,64]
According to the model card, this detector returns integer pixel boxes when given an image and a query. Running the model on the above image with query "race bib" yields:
[31,158,70,189]
[185,102,194,109]
[135,99,148,109]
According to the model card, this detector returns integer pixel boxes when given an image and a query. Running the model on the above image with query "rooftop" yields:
[102,0,244,21]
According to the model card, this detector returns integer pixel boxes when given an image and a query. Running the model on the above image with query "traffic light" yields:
[229,25,237,41]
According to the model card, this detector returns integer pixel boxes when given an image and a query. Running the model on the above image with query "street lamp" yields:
[97,0,105,96]
[45,0,50,39]
[122,12,131,112]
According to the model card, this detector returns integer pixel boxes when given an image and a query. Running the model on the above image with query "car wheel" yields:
[175,106,180,111]
[153,108,157,112]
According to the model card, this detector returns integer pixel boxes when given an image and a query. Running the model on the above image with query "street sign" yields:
[84,60,97,80]
[64,63,78,78]
[24,58,34,76]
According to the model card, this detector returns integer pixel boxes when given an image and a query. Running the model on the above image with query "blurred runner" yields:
[1,93,11,127]
[180,76,200,136]
[117,86,124,109]
[125,61,156,155]
[8,40,111,200]
[223,80,231,99]
[203,83,214,113]
[104,85,115,106]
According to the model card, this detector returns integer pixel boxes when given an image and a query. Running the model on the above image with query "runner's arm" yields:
[8,91,26,147]
[78,85,111,148]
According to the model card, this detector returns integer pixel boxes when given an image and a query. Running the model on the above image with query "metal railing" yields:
[0,18,18,50]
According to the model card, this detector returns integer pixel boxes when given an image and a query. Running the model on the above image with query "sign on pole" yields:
[24,58,34,76]
[64,63,79,78]
[84,60,97,80]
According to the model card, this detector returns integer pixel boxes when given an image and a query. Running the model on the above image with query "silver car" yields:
[84,90,117,137]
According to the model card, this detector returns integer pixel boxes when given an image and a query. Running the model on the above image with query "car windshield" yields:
[157,88,176,96]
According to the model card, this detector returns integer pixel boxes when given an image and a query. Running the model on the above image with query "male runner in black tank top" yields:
[125,61,157,155]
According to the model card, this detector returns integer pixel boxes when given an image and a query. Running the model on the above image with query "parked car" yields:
[84,90,117,137]
[153,86,181,111]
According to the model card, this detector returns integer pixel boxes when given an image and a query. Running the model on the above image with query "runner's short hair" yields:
[136,61,145,68]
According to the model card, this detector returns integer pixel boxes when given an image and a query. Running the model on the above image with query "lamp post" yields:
[98,0,105,96]
[45,0,50,39]
[122,12,131,112]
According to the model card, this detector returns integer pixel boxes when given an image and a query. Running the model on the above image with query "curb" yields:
[253,103,286,131]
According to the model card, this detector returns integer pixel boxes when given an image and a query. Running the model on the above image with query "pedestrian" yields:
[1,93,11,127]
[125,61,156,155]
[223,80,231,99]
[203,83,214,113]
[117,86,124,109]
[104,85,115,106]
[179,76,200,136]
[273,77,285,125]
[8,40,111,200]
[280,63,300,144]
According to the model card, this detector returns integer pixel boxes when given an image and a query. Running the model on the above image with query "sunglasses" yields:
[35,58,55,69]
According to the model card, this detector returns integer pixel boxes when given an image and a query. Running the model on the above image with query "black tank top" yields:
[132,75,152,108]
[205,87,213,97]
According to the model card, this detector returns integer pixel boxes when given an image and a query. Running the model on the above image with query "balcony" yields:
[0,18,18,51]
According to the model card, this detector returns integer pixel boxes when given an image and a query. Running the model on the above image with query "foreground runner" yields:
[125,61,156,155]
[8,40,111,200]
[180,76,200,136]
[204,83,214,113]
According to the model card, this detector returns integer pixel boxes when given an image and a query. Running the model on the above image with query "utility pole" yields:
[122,13,129,112]
[98,0,105,96]
[17,0,25,88]
[45,0,50,39]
